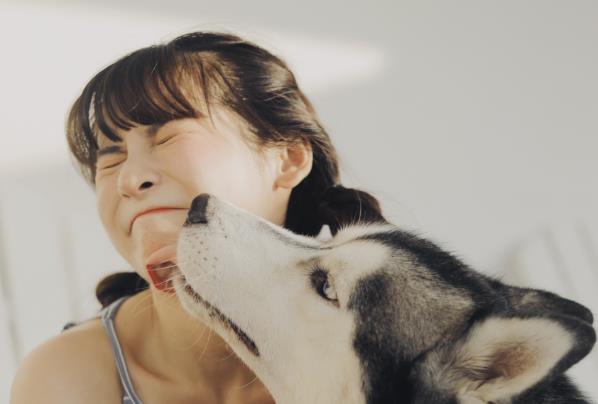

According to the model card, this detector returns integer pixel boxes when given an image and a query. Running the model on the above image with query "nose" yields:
[185,194,210,225]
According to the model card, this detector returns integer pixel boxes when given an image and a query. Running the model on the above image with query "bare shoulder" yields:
[10,318,122,404]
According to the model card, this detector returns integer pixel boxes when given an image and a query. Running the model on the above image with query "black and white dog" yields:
[173,194,596,404]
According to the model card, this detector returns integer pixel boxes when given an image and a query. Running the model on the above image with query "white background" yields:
[1,1,597,402]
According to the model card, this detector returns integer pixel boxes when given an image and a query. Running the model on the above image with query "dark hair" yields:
[65,31,387,308]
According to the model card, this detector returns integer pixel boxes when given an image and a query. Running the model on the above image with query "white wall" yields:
[1,1,597,402]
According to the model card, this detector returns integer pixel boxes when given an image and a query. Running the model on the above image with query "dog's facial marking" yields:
[316,235,394,309]
[335,222,397,240]
[344,235,476,357]
[182,281,260,357]
[341,229,482,402]
[357,230,495,304]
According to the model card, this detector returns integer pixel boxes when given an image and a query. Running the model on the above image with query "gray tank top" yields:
[63,296,143,404]
[101,296,144,404]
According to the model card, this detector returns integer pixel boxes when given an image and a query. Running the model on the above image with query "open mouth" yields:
[145,244,179,292]
[146,260,179,292]
[182,282,260,357]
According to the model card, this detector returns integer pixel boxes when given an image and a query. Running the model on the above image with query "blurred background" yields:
[1,0,597,401]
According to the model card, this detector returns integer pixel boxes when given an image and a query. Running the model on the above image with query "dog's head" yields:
[174,194,595,404]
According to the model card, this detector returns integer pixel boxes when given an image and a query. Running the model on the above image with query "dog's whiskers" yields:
[147,259,190,271]
[233,374,259,390]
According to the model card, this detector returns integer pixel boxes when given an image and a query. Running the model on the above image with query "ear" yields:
[315,224,333,242]
[416,315,595,403]
[491,281,594,325]
[273,141,313,190]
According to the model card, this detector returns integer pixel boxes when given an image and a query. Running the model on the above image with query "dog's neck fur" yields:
[245,342,366,404]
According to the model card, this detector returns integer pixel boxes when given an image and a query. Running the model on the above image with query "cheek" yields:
[165,141,220,176]
[96,192,122,237]
[166,145,221,196]
[168,140,266,204]
[95,183,130,255]
[95,185,114,229]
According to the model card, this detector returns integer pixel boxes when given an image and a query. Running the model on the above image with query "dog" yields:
[172,194,596,404]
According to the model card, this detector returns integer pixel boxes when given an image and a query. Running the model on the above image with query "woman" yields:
[10,31,386,403]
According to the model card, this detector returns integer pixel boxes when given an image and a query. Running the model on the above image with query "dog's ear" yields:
[413,314,595,403]
[490,280,593,325]
[315,224,333,242]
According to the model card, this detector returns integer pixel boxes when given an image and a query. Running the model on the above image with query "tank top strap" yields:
[100,296,144,404]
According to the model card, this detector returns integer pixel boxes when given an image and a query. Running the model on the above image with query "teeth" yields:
[149,260,176,270]
[146,260,179,292]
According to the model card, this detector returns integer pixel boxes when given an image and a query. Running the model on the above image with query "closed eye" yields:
[101,161,122,169]
[156,135,177,145]
[97,138,176,170]
[156,131,185,146]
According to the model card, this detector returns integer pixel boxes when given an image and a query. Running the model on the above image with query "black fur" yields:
[348,228,596,404]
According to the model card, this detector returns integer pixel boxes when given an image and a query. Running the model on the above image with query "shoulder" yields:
[10,318,122,404]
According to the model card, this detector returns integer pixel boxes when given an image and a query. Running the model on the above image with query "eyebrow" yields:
[97,123,164,157]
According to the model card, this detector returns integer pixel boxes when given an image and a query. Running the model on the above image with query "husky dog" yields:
[173,194,596,404]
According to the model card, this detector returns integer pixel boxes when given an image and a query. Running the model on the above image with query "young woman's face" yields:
[95,107,284,287]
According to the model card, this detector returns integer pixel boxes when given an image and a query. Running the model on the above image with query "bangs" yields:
[67,44,212,184]
[93,46,210,142]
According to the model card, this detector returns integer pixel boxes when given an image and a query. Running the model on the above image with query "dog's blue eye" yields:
[322,280,338,301]
[310,268,338,304]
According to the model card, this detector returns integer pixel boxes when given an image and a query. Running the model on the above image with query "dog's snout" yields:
[185,194,210,225]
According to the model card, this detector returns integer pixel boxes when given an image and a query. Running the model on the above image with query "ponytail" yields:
[95,272,148,308]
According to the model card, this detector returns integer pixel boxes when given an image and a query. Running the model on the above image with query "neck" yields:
[119,288,264,396]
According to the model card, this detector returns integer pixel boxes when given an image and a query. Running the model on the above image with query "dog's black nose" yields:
[185,194,210,225]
